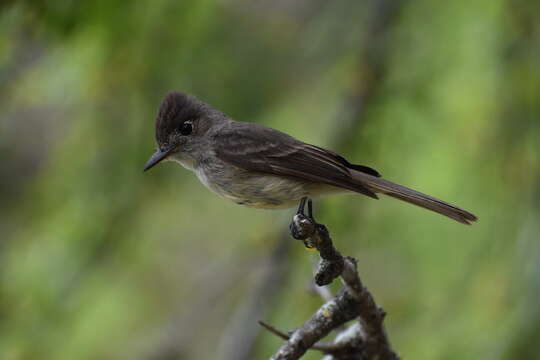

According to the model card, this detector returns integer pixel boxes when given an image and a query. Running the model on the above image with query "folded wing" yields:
[214,122,378,198]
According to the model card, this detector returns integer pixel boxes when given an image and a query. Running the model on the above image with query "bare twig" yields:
[258,320,291,341]
[320,323,365,360]
[269,286,360,359]
[267,210,398,360]
[341,257,396,360]
[258,321,353,354]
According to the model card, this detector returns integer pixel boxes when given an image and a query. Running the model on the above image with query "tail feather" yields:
[351,171,478,225]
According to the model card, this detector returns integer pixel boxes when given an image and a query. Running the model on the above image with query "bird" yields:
[144,91,477,225]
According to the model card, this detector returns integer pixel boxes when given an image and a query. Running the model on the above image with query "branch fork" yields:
[263,197,398,360]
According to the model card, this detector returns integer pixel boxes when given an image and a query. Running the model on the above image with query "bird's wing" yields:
[213,122,378,198]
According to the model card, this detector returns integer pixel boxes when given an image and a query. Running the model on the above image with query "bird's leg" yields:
[307,198,314,221]
[297,197,308,217]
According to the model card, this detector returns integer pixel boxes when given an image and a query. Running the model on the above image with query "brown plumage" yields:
[145,91,478,225]
[214,122,477,224]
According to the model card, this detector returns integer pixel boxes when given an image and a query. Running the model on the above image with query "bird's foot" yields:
[289,197,344,285]
[289,197,317,248]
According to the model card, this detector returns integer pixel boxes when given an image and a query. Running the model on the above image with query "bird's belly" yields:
[194,166,348,209]
[215,173,310,209]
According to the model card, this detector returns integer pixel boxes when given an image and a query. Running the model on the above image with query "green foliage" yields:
[1,1,539,359]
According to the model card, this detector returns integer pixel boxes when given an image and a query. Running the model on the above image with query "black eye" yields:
[179,121,193,136]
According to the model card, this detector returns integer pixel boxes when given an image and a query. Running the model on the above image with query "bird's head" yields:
[143,91,219,171]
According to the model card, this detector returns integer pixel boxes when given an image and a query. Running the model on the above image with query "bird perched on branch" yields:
[144,92,477,225]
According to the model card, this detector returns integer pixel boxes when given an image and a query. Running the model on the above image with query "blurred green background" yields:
[1,1,539,359]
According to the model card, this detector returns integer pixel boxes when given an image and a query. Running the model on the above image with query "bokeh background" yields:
[1,1,539,359]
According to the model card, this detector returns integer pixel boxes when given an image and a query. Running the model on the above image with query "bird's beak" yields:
[143,147,174,172]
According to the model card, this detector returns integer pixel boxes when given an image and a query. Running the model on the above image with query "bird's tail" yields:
[351,171,478,225]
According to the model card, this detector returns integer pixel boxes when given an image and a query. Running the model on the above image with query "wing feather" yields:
[214,122,378,198]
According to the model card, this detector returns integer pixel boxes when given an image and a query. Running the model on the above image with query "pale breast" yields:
[185,156,349,209]
[173,154,346,209]
[193,163,311,209]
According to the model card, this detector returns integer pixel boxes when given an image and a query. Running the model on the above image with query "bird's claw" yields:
[290,197,344,286]
[290,197,317,246]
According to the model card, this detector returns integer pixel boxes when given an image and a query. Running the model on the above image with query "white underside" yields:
[169,155,348,209]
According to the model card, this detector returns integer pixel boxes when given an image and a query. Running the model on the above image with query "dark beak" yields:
[143,147,174,172]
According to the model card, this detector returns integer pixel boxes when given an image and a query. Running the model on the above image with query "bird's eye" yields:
[179,121,193,136]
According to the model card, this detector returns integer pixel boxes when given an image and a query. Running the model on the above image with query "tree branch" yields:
[258,320,345,354]
[265,209,398,360]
